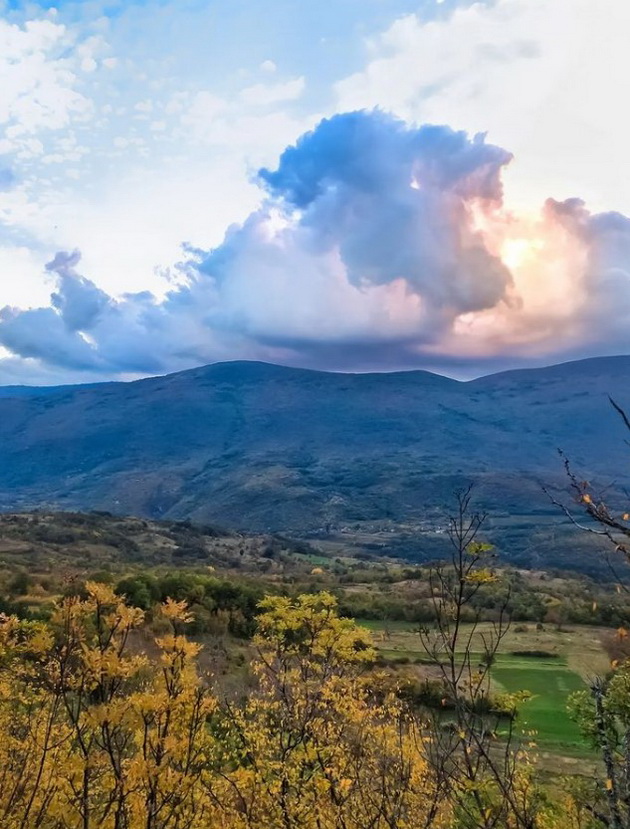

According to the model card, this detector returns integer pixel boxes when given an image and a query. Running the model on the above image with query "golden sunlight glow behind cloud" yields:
[444,201,593,358]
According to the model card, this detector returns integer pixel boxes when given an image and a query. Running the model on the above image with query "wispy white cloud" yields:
[0,3,319,308]
[0,16,108,151]
[239,76,305,107]
[336,0,630,214]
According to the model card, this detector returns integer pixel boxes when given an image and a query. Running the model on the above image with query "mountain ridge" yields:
[0,355,628,573]
[5,354,630,397]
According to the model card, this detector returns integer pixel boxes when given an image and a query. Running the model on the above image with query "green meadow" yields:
[492,653,589,754]
[361,620,609,757]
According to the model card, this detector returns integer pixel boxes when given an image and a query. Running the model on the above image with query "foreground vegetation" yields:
[1,496,630,826]
[0,582,582,829]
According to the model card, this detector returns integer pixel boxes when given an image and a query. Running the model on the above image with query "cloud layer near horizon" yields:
[1,110,630,382]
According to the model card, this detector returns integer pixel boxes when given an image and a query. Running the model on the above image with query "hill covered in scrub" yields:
[1,509,629,641]
[0,357,628,571]
[0,511,322,576]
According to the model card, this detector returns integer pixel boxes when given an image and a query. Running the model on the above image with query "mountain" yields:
[0,356,628,572]
[0,382,106,399]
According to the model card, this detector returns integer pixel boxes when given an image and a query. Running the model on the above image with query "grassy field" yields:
[359,619,611,758]
[492,654,588,755]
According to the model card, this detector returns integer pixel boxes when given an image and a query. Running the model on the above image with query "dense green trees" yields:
[114,572,264,637]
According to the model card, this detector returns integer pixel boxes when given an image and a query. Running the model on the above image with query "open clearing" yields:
[492,654,588,754]
[359,620,612,756]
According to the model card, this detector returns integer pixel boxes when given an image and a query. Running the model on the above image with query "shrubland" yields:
[1,511,629,636]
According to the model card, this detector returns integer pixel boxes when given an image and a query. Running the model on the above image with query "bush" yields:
[510,649,558,659]
[8,571,32,596]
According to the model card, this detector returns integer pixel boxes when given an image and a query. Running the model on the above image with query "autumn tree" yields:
[0,583,216,829]
[419,487,550,829]
[0,585,449,829]
[0,565,574,827]
[212,592,446,829]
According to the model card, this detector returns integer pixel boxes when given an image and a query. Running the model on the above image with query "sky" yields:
[1,0,630,384]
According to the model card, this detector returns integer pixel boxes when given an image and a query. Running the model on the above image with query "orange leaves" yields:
[254,592,375,667]
[156,633,202,664]
[84,580,119,605]
[0,588,535,828]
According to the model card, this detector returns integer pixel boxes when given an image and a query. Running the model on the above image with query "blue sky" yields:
[1,0,630,383]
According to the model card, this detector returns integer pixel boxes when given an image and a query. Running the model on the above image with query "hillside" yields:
[0,510,320,575]
[0,357,628,571]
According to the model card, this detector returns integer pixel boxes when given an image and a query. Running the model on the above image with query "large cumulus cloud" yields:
[0,110,629,382]
[256,113,514,315]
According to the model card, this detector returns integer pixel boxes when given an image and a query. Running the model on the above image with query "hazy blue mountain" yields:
[0,357,628,571]
[0,382,107,399]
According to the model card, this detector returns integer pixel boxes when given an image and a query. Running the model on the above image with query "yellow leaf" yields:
[606,778,614,791]
[161,597,193,623]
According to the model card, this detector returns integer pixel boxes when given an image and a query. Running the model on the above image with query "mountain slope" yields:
[0,357,628,569]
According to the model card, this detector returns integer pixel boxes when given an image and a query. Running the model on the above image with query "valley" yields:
[0,508,624,766]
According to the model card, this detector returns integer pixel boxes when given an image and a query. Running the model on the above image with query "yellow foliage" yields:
[0,590,452,829]
[464,568,498,584]
[0,589,562,828]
